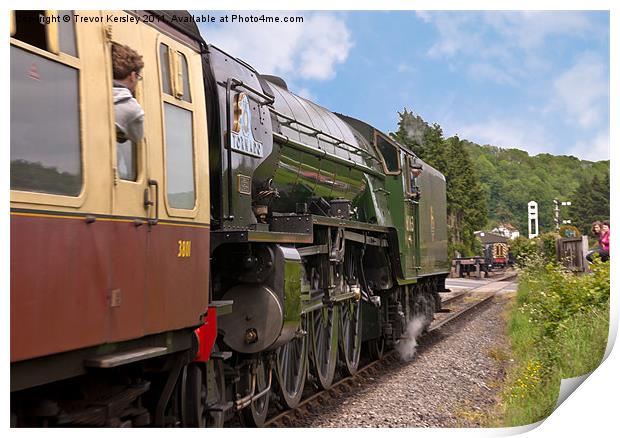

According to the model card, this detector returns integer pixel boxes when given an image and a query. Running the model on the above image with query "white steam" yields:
[396,317,427,361]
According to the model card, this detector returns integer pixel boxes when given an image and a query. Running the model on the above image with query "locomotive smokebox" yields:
[217,245,302,354]
[218,284,283,354]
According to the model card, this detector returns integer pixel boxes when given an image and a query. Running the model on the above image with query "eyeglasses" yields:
[135,72,143,81]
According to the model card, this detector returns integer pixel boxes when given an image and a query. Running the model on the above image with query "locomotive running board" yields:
[84,346,168,368]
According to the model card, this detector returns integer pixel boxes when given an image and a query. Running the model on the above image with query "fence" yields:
[556,236,590,272]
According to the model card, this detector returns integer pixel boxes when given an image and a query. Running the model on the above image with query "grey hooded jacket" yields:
[113,83,144,143]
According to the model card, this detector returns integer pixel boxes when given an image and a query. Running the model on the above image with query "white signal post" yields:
[528,201,539,239]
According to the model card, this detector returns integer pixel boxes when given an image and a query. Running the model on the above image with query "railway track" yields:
[264,274,516,427]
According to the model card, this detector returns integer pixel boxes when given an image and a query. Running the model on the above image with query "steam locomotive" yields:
[10,10,449,427]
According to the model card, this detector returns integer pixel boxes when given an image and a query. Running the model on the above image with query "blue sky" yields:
[196,11,610,161]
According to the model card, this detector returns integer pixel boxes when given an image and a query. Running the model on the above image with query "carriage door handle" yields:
[144,178,159,225]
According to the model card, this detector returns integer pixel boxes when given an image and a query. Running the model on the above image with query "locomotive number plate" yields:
[238,174,252,195]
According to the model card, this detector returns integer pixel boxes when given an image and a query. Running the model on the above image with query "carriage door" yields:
[141,36,209,335]
[108,14,149,341]
[404,155,421,277]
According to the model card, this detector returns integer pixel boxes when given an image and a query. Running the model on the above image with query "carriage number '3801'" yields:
[177,240,192,258]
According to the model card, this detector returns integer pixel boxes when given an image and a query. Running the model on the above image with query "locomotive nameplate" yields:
[231,92,263,158]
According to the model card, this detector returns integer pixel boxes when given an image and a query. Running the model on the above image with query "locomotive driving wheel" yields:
[410,283,435,333]
[238,356,270,428]
[366,334,386,360]
[184,358,226,427]
[309,304,339,389]
[275,316,308,409]
[339,298,362,375]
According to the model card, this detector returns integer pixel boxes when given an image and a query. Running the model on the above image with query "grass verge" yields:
[498,260,610,427]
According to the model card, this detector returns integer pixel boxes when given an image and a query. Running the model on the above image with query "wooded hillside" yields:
[464,141,609,235]
[392,109,609,249]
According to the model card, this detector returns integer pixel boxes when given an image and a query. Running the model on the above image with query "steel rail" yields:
[264,283,505,428]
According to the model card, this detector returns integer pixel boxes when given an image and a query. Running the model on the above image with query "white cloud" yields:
[421,13,482,59]
[567,131,610,161]
[450,118,553,156]
[202,12,352,82]
[397,63,416,74]
[295,87,317,101]
[421,11,596,59]
[450,118,609,161]
[549,53,609,129]
[417,11,601,86]
[467,62,517,86]
[482,11,594,51]
[297,14,352,80]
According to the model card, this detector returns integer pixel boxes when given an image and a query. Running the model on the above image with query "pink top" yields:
[600,230,610,252]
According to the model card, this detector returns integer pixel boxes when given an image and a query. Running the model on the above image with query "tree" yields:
[392,108,429,157]
[571,171,610,235]
[393,110,488,257]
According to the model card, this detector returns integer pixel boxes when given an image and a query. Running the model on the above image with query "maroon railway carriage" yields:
[10,10,222,426]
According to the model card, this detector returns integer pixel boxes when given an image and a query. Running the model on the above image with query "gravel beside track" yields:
[285,296,510,427]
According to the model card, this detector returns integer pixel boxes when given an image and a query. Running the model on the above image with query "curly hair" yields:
[591,221,602,235]
[111,42,144,80]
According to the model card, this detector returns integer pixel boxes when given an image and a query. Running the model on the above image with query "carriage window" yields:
[160,43,191,102]
[374,132,400,174]
[159,43,172,94]
[179,52,191,102]
[112,40,140,182]
[164,103,195,209]
[117,140,137,181]
[58,11,77,57]
[10,46,82,196]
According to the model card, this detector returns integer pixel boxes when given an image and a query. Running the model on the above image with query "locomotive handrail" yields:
[224,78,235,221]
[218,77,379,163]
[230,78,275,106]
[273,132,385,180]
[270,108,380,163]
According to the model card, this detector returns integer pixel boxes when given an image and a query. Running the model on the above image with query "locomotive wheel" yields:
[238,356,270,428]
[339,299,362,375]
[411,284,435,333]
[205,355,226,427]
[275,317,308,409]
[366,335,385,361]
[184,358,225,427]
[309,305,339,389]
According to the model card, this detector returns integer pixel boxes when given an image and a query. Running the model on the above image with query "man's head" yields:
[112,42,144,93]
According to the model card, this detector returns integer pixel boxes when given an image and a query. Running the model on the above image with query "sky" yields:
[196,10,610,161]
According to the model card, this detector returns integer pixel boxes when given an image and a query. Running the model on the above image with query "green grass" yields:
[556,305,609,378]
[498,260,609,427]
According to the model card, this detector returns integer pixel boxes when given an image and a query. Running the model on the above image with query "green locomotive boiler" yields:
[9,10,449,428]
[205,44,449,425]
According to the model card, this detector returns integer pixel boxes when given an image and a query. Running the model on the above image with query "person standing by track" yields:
[586,221,609,263]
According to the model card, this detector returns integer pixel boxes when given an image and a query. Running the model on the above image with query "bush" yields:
[510,233,558,267]
[538,232,558,263]
[558,224,581,238]
[501,259,610,426]
[519,260,609,337]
